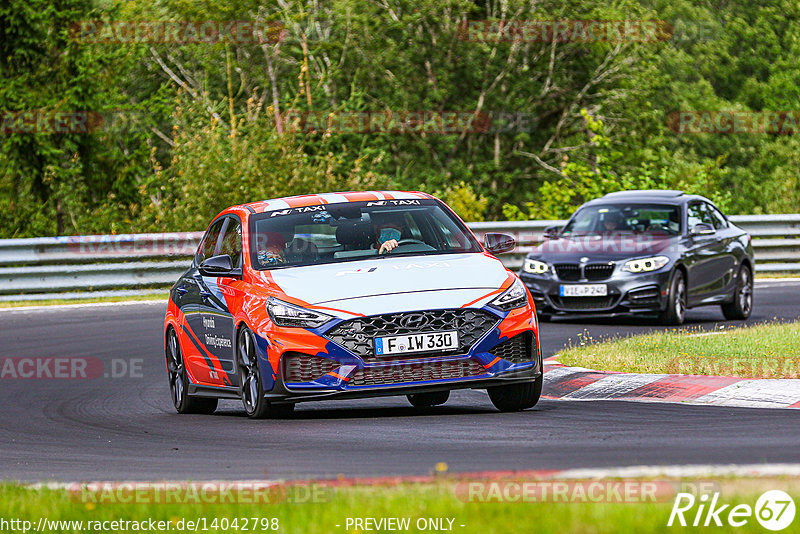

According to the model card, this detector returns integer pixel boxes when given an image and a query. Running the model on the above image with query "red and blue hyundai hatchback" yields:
[164,191,541,418]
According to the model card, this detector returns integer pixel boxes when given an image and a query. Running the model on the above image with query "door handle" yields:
[176,286,188,295]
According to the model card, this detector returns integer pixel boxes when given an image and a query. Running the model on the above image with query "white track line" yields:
[550,463,800,480]
[0,300,166,313]
[24,464,800,487]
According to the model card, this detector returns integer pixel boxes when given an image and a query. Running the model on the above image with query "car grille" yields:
[584,263,615,281]
[489,332,535,364]
[325,309,499,360]
[348,359,485,386]
[551,296,616,310]
[283,352,340,382]
[555,263,614,281]
[554,264,581,281]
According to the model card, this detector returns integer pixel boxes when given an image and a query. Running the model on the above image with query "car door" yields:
[684,202,728,304]
[196,215,243,388]
[191,216,243,388]
[179,217,226,386]
[704,202,738,294]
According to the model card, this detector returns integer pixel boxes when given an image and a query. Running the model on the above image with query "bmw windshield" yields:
[561,204,682,237]
[248,199,483,269]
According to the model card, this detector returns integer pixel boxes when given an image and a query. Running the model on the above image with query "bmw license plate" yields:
[560,284,608,297]
[374,331,459,356]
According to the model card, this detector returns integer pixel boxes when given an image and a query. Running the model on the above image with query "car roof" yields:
[586,189,714,205]
[242,191,434,213]
[602,189,684,199]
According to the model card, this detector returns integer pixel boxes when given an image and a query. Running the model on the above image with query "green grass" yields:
[0,293,169,308]
[2,477,799,534]
[558,321,800,378]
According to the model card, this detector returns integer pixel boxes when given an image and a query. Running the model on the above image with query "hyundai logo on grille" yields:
[399,313,430,329]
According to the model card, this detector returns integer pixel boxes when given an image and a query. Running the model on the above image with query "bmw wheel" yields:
[659,270,686,325]
[166,328,217,414]
[238,326,294,419]
[721,264,753,320]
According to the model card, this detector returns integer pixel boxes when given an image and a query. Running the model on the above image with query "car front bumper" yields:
[520,269,672,317]
[258,306,541,403]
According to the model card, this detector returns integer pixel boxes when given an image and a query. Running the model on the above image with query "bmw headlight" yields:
[523,258,550,275]
[489,278,528,311]
[622,256,669,273]
[267,298,333,328]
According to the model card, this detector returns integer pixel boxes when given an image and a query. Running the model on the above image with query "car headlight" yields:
[523,258,550,275]
[489,278,528,311]
[267,298,333,328]
[621,256,669,273]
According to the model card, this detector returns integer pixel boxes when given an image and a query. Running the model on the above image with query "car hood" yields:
[530,234,679,263]
[263,253,510,315]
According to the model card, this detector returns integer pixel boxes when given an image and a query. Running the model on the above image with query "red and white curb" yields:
[543,360,800,409]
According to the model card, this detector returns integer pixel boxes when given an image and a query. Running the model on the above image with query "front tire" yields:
[721,264,753,320]
[166,328,218,415]
[238,326,294,419]
[487,374,543,412]
[659,270,686,325]
[407,391,450,408]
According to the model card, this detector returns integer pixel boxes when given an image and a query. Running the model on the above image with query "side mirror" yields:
[484,232,516,254]
[543,225,561,239]
[690,223,715,237]
[199,254,234,276]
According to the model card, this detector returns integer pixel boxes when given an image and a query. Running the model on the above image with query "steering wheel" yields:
[395,238,427,247]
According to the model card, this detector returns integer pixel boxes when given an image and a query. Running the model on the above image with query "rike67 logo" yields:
[668,490,795,530]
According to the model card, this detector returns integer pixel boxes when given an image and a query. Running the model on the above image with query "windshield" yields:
[561,203,682,236]
[248,199,482,269]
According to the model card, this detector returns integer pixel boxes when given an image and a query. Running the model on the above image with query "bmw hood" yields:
[264,253,511,316]
[530,234,679,263]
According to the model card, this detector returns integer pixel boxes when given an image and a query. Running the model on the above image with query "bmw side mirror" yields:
[690,223,715,237]
[199,254,235,276]
[543,225,561,239]
[484,232,516,254]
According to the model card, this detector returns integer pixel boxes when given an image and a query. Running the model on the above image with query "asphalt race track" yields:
[1,280,799,482]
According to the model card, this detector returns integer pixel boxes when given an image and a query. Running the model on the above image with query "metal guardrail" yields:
[0,215,797,300]
[469,214,800,272]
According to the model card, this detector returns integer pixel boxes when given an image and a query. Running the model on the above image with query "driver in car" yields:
[602,212,626,232]
[373,221,404,254]
[256,231,288,266]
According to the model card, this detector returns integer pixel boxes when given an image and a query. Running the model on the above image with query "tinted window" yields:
[218,217,243,267]
[196,218,225,264]
[249,199,482,269]
[687,203,714,230]
[562,204,682,236]
[706,203,728,229]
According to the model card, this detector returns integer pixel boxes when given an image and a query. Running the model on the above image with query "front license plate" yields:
[374,331,459,356]
[560,284,608,297]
